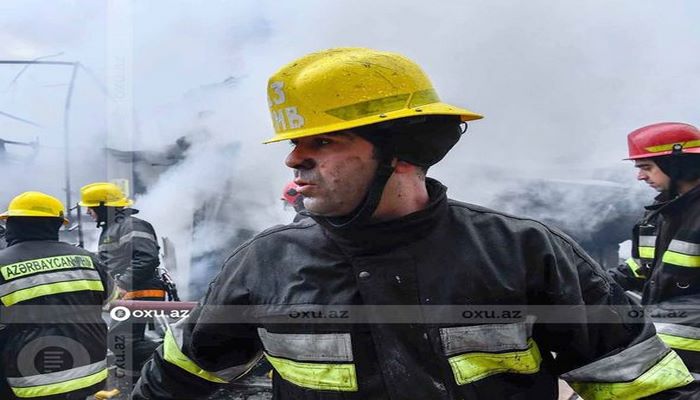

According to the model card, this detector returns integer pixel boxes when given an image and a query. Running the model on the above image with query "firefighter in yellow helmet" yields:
[79,182,165,380]
[134,48,697,399]
[0,191,114,399]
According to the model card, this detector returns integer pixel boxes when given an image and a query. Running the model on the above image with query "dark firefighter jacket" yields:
[0,238,114,399]
[611,184,700,374]
[134,179,696,399]
[0,224,6,250]
[98,211,164,295]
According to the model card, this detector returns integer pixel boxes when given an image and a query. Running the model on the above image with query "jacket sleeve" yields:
[607,258,647,292]
[528,228,697,399]
[132,246,263,399]
[91,254,118,305]
[115,219,160,289]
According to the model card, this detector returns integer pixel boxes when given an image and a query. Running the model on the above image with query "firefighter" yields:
[78,182,165,378]
[0,191,114,399]
[609,122,700,377]
[133,48,697,399]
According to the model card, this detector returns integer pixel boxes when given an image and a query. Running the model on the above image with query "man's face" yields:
[635,159,671,192]
[285,132,378,216]
[86,207,99,221]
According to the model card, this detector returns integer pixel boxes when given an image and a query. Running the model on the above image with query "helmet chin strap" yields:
[655,150,683,199]
[92,205,109,228]
[307,156,395,230]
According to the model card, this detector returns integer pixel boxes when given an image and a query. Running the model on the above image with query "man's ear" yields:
[393,159,418,174]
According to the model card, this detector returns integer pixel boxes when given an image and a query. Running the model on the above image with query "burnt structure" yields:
[493,178,647,268]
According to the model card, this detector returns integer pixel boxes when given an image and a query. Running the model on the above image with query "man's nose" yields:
[637,170,647,181]
[285,146,315,170]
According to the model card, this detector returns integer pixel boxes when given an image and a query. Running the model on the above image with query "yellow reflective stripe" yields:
[639,246,655,259]
[625,258,645,278]
[645,140,700,153]
[162,328,228,383]
[408,88,440,108]
[570,351,693,400]
[0,255,94,280]
[659,333,700,352]
[662,251,700,268]
[1,280,104,306]
[265,353,358,392]
[447,339,541,385]
[325,93,411,121]
[11,368,107,398]
[325,88,441,121]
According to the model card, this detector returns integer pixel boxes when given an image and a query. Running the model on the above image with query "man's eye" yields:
[315,138,331,146]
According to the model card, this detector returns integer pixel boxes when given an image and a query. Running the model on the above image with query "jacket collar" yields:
[315,178,449,255]
[645,183,700,218]
[4,217,61,246]
[98,207,138,229]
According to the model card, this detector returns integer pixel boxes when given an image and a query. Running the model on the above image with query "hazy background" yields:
[1,0,698,296]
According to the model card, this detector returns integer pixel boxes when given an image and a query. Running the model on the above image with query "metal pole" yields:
[0,60,76,66]
[69,204,85,248]
[0,110,43,127]
[63,63,79,223]
[76,204,84,248]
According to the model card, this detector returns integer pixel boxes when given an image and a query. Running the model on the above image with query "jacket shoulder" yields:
[447,199,580,247]
[215,219,320,285]
[0,241,100,263]
[126,216,156,231]
[226,218,319,257]
[64,243,100,257]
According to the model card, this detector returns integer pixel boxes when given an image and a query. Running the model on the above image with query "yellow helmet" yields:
[78,182,133,208]
[0,191,69,224]
[264,47,483,143]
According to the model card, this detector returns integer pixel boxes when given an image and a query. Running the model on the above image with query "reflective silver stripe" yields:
[639,236,657,247]
[561,335,668,383]
[6,360,106,387]
[170,318,189,349]
[0,270,101,297]
[655,323,700,340]
[626,290,643,303]
[119,231,157,246]
[98,242,119,252]
[440,320,533,356]
[668,240,700,256]
[100,231,156,252]
[257,328,353,362]
[170,319,258,381]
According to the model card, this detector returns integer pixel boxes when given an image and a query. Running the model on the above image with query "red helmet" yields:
[627,122,700,160]
[281,181,302,205]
